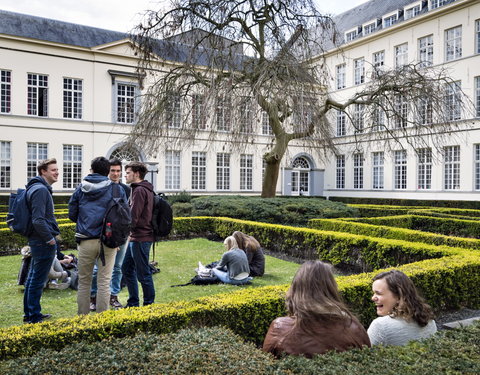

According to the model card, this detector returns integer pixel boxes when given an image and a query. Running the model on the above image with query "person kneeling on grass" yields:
[262,260,370,358]
[212,236,252,285]
[368,269,437,346]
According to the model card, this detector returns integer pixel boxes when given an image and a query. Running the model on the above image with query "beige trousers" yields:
[77,239,117,315]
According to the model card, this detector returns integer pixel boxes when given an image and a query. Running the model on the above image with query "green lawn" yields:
[0,238,300,328]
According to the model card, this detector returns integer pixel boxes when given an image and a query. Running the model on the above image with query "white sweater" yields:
[367,316,437,346]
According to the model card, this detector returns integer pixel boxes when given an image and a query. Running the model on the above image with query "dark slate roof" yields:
[0,9,128,47]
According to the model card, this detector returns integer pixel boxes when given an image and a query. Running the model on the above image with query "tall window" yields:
[336,110,346,136]
[239,97,253,133]
[475,77,480,118]
[216,153,230,190]
[116,83,136,124]
[216,97,231,131]
[446,81,462,121]
[0,141,11,188]
[394,94,408,128]
[336,155,345,189]
[63,144,82,189]
[240,154,253,190]
[418,97,433,125]
[1,70,11,114]
[476,20,480,54]
[166,93,181,128]
[445,26,462,61]
[372,152,384,189]
[336,64,346,89]
[27,143,48,180]
[191,151,206,190]
[353,153,364,189]
[418,148,432,189]
[372,51,385,76]
[165,150,181,189]
[262,111,273,135]
[63,78,82,119]
[27,73,48,117]
[372,103,385,131]
[192,94,206,129]
[352,104,364,133]
[394,150,407,189]
[444,146,460,190]
[418,35,433,67]
[394,43,408,67]
[475,145,480,190]
[354,58,365,85]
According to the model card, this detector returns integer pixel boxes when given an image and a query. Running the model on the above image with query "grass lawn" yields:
[0,238,300,328]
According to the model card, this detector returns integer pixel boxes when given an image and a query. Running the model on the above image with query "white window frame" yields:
[383,13,398,28]
[191,151,206,190]
[373,50,385,73]
[63,144,82,189]
[372,152,384,189]
[27,73,48,117]
[418,96,433,125]
[445,26,462,61]
[336,110,346,136]
[63,78,83,119]
[417,148,432,190]
[0,141,11,188]
[446,81,462,121]
[239,97,253,134]
[353,103,364,133]
[394,150,407,190]
[418,35,433,67]
[336,155,345,189]
[345,29,358,42]
[476,77,480,118]
[166,93,181,128]
[192,94,206,130]
[363,21,377,36]
[373,104,385,132]
[354,58,365,85]
[216,96,231,132]
[216,153,230,190]
[394,43,408,68]
[261,111,273,135]
[404,3,422,20]
[476,19,480,54]
[1,70,11,114]
[444,145,460,190]
[240,154,253,190]
[27,142,48,180]
[336,64,346,89]
[430,0,449,10]
[115,82,138,124]
[394,94,408,128]
[353,153,364,189]
[475,144,480,190]
[165,150,181,190]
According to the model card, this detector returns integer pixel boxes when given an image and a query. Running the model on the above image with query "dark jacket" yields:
[118,182,131,199]
[246,247,265,277]
[262,315,370,358]
[130,180,154,241]
[27,176,60,243]
[68,173,126,240]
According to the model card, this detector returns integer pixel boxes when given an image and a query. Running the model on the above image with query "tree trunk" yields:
[261,158,281,198]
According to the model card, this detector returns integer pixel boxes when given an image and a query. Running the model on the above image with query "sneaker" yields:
[90,296,96,311]
[47,278,70,290]
[110,295,123,309]
[23,313,52,323]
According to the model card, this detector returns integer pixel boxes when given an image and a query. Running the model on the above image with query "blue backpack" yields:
[6,185,39,237]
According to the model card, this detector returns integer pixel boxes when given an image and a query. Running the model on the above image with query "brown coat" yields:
[262,316,370,358]
[129,180,154,242]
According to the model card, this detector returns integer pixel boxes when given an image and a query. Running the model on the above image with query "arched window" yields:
[291,156,311,195]
[110,145,140,163]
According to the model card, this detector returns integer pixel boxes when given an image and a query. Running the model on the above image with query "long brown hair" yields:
[286,261,354,331]
[373,270,434,327]
[232,231,260,253]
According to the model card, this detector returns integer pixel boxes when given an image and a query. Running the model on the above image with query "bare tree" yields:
[128,0,473,197]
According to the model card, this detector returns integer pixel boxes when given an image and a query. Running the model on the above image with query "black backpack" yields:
[151,193,173,240]
[6,184,40,237]
[99,183,132,266]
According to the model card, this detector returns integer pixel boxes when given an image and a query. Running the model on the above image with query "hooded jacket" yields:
[129,180,154,242]
[27,176,60,243]
[68,173,126,240]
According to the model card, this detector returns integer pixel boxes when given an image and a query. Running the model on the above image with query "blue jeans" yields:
[23,239,56,322]
[212,268,252,285]
[91,241,128,296]
[122,241,155,307]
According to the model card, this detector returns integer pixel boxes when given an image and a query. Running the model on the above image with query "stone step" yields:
[442,316,480,330]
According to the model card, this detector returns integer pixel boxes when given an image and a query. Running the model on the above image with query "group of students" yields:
[262,261,437,357]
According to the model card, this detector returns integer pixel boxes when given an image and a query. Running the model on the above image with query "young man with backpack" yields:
[122,161,156,307]
[89,158,131,310]
[68,156,128,315]
[22,158,60,324]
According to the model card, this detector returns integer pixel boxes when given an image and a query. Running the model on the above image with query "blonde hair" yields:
[223,236,238,250]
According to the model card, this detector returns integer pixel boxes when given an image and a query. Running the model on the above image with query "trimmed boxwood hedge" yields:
[1,323,479,375]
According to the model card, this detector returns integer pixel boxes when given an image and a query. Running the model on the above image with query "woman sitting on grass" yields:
[262,260,370,358]
[212,236,252,285]
[232,231,265,277]
[368,270,437,346]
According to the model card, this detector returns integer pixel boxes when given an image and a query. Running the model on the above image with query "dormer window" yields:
[345,29,358,42]
[363,22,377,35]
[430,0,451,10]
[383,12,399,28]
[404,2,422,20]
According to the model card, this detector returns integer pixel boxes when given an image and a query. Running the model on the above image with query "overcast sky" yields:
[0,0,369,33]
